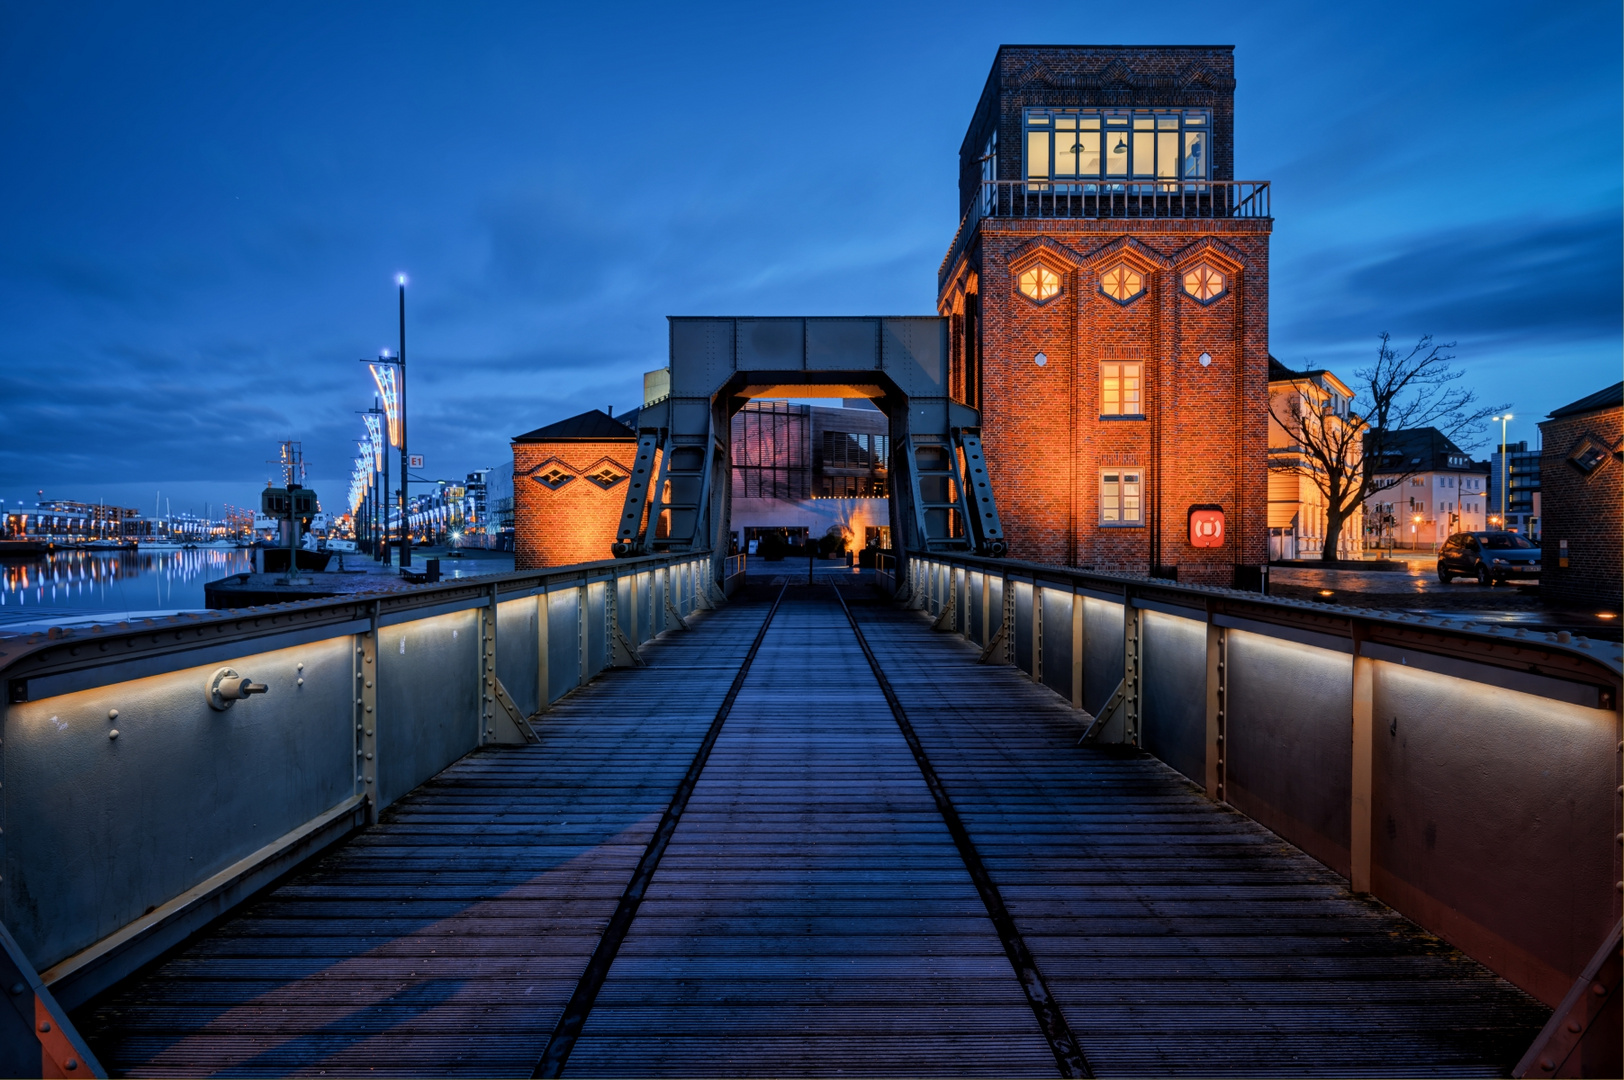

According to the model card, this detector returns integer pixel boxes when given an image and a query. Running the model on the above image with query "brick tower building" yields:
[939,45,1271,585]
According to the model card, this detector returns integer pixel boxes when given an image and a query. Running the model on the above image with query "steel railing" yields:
[890,549,1621,1031]
[940,178,1271,287]
[0,550,720,1038]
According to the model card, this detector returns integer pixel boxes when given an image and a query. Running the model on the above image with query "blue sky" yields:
[1,0,1618,516]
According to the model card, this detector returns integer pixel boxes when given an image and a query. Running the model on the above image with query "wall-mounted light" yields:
[1198,352,1212,367]
[1034,352,1048,367]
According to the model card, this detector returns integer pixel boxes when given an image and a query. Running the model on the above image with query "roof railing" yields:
[939,178,1271,289]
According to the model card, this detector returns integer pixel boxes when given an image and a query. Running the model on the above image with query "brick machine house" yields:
[511,409,640,569]
[1538,382,1622,608]
[938,45,1270,584]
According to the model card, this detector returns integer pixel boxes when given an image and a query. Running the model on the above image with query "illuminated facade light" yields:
[369,365,402,447]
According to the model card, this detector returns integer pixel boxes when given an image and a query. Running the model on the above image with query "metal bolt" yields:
[108,709,118,720]
[297,663,304,671]
[365,752,373,760]
[296,678,304,686]
[365,705,373,713]
[6,982,21,995]
[356,698,363,706]
[365,729,372,736]
[365,680,372,688]
[38,1021,50,1033]
[365,775,373,784]
[1594,982,1608,995]
[1567,1019,1582,1032]
[66,1060,77,1071]
[109,730,119,740]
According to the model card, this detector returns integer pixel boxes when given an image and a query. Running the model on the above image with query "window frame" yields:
[1099,361,1145,419]
[1099,467,1144,527]
[1023,107,1212,190]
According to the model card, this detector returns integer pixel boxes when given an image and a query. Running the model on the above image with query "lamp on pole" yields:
[1492,413,1513,531]
[360,275,412,567]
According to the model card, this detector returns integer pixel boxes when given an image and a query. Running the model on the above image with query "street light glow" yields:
[397,274,408,286]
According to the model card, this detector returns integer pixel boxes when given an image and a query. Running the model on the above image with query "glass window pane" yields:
[1157,131,1178,178]
[1184,131,1207,178]
[1132,131,1155,176]
[1157,114,1179,129]
[1133,114,1154,129]
[1077,131,1100,176]
[1027,130,1049,178]
[1185,111,1206,125]
[1056,132,1078,177]
[1027,113,1050,126]
[1106,131,1128,176]
[1056,116,1076,129]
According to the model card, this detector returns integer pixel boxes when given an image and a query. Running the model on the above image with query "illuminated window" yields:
[531,466,574,491]
[1101,362,1143,417]
[1182,263,1227,304]
[1017,264,1061,303]
[584,464,628,490]
[1100,469,1143,526]
[1024,109,1209,186]
[1100,264,1144,304]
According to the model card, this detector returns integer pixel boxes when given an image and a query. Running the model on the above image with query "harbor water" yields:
[0,546,254,629]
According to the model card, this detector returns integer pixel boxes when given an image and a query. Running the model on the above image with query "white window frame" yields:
[1100,468,1143,526]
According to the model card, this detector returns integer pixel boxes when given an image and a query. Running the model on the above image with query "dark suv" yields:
[1437,531,1541,585]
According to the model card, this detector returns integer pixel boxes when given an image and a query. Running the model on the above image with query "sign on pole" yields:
[409,455,424,469]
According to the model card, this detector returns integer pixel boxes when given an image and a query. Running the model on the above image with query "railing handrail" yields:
[900,548,1622,691]
[939,178,1273,289]
[0,550,714,696]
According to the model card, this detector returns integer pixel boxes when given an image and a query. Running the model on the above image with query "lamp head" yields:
[397,274,408,286]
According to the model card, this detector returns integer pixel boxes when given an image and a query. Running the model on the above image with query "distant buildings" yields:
[1538,382,1622,608]
[1266,358,1361,560]
[1362,428,1489,549]
[730,399,892,555]
[1487,440,1541,536]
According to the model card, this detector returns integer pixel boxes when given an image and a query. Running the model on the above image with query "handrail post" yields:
[1123,586,1142,747]
[536,586,550,715]
[356,605,379,818]
[1350,626,1376,893]
[1031,581,1042,684]
[1204,608,1225,801]
[1070,590,1084,710]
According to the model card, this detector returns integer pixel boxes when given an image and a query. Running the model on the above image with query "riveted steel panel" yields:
[584,582,608,676]
[1012,582,1034,673]
[495,597,540,718]
[546,590,582,702]
[1039,587,1074,703]
[736,318,804,371]
[669,319,735,397]
[881,318,947,395]
[1141,610,1208,785]
[1371,663,1620,1006]
[1225,630,1353,877]
[376,609,480,809]
[805,318,880,370]
[3,636,355,971]
[1081,596,1124,717]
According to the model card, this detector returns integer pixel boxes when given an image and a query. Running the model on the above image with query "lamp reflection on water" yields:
[0,547,253,624]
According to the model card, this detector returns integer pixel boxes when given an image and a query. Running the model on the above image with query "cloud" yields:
[1279,208,1623,348]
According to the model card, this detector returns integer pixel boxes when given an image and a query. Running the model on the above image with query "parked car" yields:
[1437,531,1541,585]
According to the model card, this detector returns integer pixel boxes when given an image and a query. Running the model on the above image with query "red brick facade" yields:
[512,437,640,570]
[943,222,1268,583]
[940,46,1268,585]
[1538,395,1622,608]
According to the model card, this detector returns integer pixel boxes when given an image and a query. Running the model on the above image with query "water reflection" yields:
[0,547,253,624]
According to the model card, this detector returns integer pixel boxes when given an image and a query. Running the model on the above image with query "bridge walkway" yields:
[77,585,1547,1077]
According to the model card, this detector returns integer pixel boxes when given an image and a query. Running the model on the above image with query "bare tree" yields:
[1269,333,1506,562]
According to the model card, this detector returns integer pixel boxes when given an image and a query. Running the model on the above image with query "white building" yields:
[1363,428,1490,549]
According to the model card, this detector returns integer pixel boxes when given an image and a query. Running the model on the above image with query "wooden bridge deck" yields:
[79,585,1547,1077]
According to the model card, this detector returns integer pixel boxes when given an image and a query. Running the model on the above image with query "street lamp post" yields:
[360,276,412,567]
[1493,413,1513,531]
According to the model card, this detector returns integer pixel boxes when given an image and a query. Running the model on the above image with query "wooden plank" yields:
[849,596,1551,1077]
